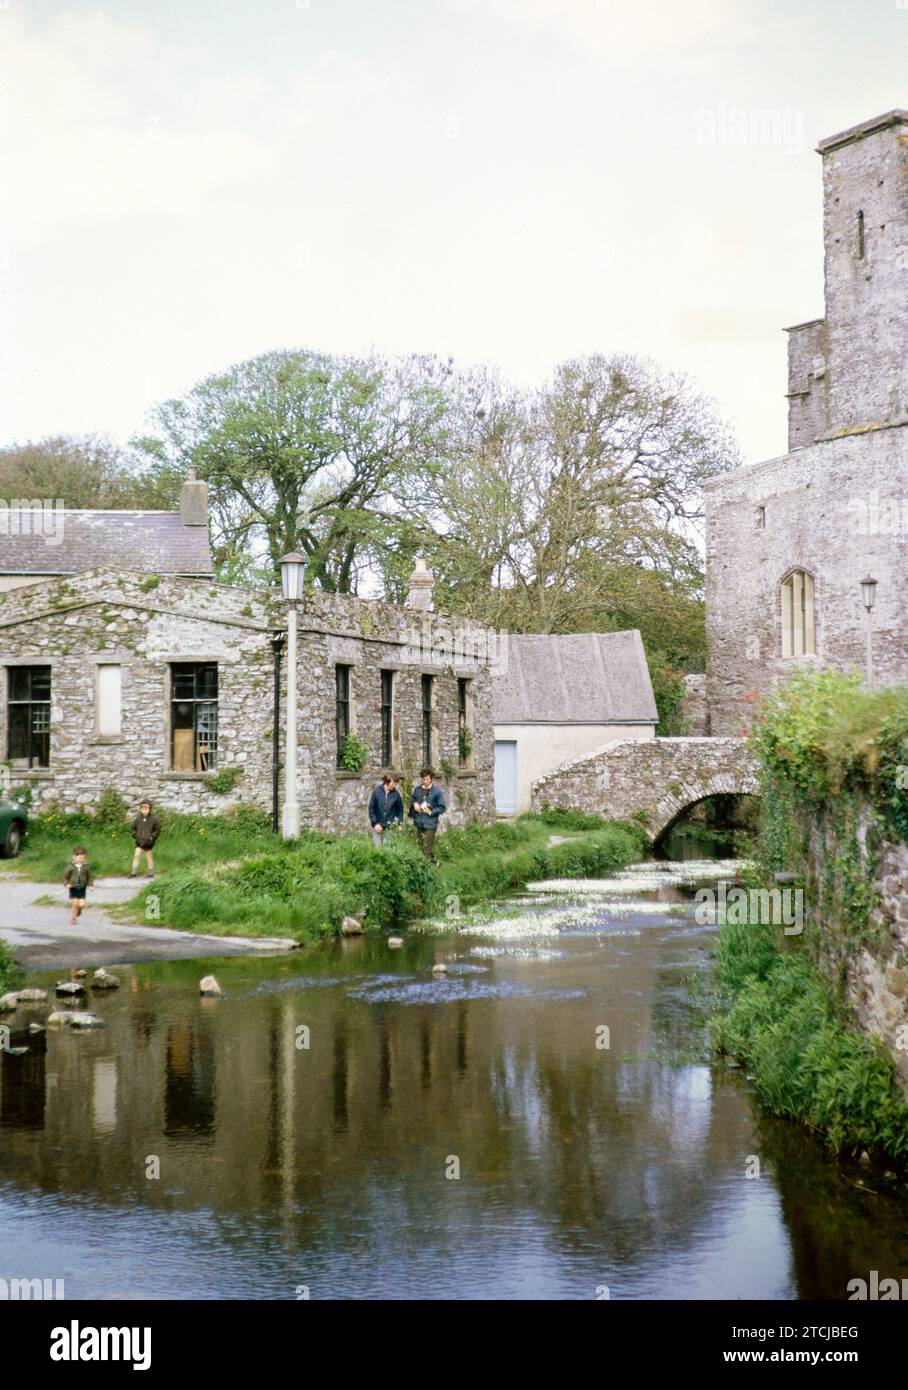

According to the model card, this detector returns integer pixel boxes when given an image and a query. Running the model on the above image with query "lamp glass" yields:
[280,553,305,603]
[861,578,878,611]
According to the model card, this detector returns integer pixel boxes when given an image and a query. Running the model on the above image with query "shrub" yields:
[339,734,369,773]
[94,787,129,827]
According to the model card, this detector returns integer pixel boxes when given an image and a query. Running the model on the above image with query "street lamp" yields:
[280,553,306,838]
[860,576,878,692]
[270,631,285,835]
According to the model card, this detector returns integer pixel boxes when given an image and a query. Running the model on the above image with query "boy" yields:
[63,847,92,926]
[130,799,161,878]
[368,773,404,847]
[409,768,447,862]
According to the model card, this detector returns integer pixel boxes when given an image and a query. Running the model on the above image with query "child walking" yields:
[63,847,92,926]
[130,799,161,879]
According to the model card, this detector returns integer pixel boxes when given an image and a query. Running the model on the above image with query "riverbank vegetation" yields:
[712,669,908,1159]
[0,939,22,994]
[712,911,908,1159]
[6,800,647,941]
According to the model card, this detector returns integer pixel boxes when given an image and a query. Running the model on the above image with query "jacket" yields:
[64,862,92,889]
[132,813,161,849]
[409,783,447,829]
[368,784,404,829]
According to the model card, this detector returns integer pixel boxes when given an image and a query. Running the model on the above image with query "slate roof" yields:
[0,510,214,578]
[492,631,658,724]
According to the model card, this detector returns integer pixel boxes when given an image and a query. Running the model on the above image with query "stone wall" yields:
[0,569,495,832]
[819,113,908,437]
[800,799,908,1091]
[678,674,709,736]
[531,736,760,840]
[705,422,908,735]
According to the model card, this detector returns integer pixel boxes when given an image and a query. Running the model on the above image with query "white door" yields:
[494,740,518,816]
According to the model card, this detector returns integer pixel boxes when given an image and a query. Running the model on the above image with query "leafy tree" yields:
[134,349,453,590]
[0,435,173,510]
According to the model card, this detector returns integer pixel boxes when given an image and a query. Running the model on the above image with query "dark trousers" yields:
[416,826,437,859]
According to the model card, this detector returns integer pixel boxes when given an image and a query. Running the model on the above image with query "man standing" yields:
[369,774,404,848]
[409,768,446,861]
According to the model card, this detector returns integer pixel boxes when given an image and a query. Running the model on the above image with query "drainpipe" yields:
[270,632,285,835]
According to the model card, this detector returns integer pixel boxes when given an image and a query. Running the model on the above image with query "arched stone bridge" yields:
[531,737,761,844]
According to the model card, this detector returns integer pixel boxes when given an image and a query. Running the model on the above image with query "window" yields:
[7,665,51,768]
[856,209,865,259]
[421,674,434,768]
[457,678,473,766]
[781,571,815,658]
[755,505,766,529]
[96,664,122,738]
[380,670,394,767]
[171,663,218,770]
[336,665,351,767]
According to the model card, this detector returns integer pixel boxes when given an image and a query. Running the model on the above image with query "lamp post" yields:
[270,631,285,835]
[860,576,878,692]
[280,553,305,839]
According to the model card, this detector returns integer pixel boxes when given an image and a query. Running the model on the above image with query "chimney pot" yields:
[407,556,435,611]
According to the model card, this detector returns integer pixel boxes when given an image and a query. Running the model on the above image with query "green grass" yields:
[4,804,647,945]
[712,916,908,1159]
[0,938,23,994]
[9,802,277,881]
[129,815,646,941]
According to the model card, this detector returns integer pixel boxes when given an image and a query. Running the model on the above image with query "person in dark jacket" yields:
[409,768,446,861]
[369,775,404,848]
[64,846,92,926]
[130,799,161,879]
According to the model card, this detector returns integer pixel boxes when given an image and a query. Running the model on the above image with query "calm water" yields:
[1,861,907,1301]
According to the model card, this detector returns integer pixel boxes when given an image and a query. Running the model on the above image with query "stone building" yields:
[0,472,214,593]
[0,561,495,832]
[705,110,908,734]
[492,631,657,814]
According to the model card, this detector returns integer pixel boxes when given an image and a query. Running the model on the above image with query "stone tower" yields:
[705,111,908,735]
[787,110,908,449]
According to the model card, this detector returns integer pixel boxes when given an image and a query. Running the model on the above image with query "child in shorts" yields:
[63,847,92,926]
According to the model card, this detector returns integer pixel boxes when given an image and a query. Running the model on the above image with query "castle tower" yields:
[785,110,908,450]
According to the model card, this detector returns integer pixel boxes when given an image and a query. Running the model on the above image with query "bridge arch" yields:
[531,737,761,840]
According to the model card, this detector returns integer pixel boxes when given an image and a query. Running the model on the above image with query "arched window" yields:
[781,570,815,658]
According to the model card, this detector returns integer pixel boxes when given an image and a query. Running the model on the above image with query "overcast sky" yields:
[1,0,905,467]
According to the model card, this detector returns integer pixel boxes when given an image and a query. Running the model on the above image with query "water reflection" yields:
[0,864,905,1300]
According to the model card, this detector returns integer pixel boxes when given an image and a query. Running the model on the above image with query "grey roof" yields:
[0,510,213,578]
[492,631,658,724]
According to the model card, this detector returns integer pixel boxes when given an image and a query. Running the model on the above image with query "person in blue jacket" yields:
[409,768,447,861]
[368,774,404,848]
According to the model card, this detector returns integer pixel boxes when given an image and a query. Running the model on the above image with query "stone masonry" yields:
[531,737,760,842]
[706,111,908,735]
[0,568,495,832]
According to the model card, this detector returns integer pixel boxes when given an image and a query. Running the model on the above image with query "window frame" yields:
[170,662,219,771]
[421,674,434,769]
[335,664,351,768]
[6,664,52,768]
[780,569,816,659]
[380,669,394,768]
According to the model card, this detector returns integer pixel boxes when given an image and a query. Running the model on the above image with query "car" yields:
[0,794,29,858]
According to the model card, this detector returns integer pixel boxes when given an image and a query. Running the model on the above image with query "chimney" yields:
[407,556,434,611]
[180,467,209,528]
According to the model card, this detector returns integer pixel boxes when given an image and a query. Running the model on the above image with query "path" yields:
[0,873,296,970]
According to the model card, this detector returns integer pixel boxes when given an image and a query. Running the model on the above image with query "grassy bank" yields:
[711,914,908,1159]
[8,801,647,942]
[0,938,23,994]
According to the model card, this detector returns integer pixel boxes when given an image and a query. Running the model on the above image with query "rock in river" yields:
[55,981,86,998]
[199,975,222,997]
[46,1010,103,1029]
[91,970,120,990]
[0,993,19,1012]
[341,916,363,936]
[16,988,48,1003]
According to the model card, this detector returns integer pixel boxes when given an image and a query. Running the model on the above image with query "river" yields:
[1,858,907,1300]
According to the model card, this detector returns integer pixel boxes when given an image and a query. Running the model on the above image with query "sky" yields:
[0,0,905,466]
